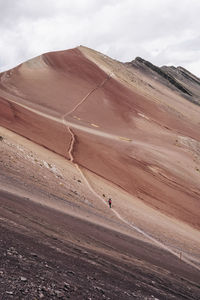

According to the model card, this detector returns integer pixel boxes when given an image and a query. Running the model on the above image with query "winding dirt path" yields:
[64,73,113,118]
[61,73,200,273]
[1,71,199,272]
[0,88,132,142]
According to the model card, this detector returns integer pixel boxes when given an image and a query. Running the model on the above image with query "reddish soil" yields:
[0,47,200,231]
[1,47,200,231]
[0,117,200,299]
[0,47,200,299]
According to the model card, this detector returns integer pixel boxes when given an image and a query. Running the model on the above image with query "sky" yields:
[0,0,200,77]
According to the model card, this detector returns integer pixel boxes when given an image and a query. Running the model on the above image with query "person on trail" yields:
[108,198,112,208]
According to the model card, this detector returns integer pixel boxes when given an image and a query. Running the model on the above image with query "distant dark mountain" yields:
[127,57,200,105]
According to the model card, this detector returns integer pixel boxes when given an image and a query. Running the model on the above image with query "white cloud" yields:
[0,0,200,77]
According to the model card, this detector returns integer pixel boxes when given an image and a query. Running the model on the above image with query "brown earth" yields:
[0,47,200,231]
[0,125,200,299]
[0,46,200,299]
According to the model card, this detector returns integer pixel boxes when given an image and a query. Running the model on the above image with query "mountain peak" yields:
[1,47,200,293]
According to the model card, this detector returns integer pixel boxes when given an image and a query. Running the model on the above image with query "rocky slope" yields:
[0,46,200,298]
[0,46,200,230]
[127,56,200,105]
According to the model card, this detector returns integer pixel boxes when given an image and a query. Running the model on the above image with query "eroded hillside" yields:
[1,46,200,230]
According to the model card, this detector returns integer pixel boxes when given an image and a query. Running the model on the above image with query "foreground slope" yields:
[0,128,200,299]
[0,46,200,232]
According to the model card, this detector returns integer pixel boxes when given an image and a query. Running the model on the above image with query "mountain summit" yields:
[1,46,200,298]
[0,46,200,229]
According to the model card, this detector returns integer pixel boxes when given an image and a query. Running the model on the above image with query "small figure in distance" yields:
[108,198,112,208]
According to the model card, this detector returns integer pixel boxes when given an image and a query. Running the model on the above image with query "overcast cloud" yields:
[0,0,200,76]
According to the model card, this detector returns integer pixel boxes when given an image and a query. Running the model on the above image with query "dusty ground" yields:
[1,46,200,232]
[1,190,200,300]
[0,47,200,299]
[0,127,200,299]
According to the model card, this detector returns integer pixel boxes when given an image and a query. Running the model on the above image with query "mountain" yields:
[128,56,200,105]
[0,46,200,298]
[1,46,200,228]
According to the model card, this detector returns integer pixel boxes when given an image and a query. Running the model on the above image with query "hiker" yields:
[108,198,112,208]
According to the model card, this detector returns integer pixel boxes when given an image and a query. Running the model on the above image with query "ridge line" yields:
[61,72,200,273]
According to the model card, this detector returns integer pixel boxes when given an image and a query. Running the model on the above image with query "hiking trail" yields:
[61,73,200,273]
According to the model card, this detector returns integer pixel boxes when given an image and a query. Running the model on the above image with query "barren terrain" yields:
[0,46,200,299]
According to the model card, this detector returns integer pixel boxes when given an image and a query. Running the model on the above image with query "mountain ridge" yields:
[0,46,200,298]
[0,46,200,230]
[127,56,200,105]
